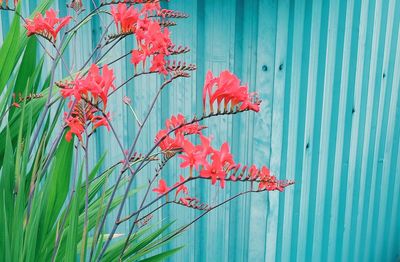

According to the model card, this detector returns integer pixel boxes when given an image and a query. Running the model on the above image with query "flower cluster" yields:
[59,64,115,142]
[155,114,205,153]
[24,8,71,43]
[151,70,292,199]
[110,3,173,74]
[203,70,261,113]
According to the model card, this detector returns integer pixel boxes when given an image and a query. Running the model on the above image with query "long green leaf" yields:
[0,4,21,94]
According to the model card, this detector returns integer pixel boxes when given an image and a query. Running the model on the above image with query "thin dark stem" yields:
[94,34,125,64]
[89,114,142,258]
[98,108,252,258]
[106,50,131,66]
[135,201,172,224]
[153,190,258,247]
[29,33,68,155]
[108,71,156,98]
[80,22,113,71]
[39,99,78,176]
[119,155,174,257]
[118,177,199,224]
[96,77,175,260]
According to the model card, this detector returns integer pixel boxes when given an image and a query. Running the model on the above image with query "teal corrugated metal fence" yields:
[1,0,400,261]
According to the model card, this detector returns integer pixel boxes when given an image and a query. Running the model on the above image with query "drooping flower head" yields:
[152,179,170,196]
[110,3,173,75]
[110,3,140,34]
[25,8,71,43]
[59,64,115,142]
[202,70,261,113]
[174,175,189,197]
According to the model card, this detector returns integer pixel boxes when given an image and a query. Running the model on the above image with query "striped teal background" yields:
[1,0,400,261]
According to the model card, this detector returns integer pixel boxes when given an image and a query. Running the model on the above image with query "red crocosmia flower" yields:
[155,130,184,152]
[202,71,218,111]
[215,142,235,167]
[152,179,170,195]
[59,64,115,142]
[64,114,84,142]
[120,6,172,73]
[92,113,111,131]
[111,3,139,34]
[258,166,283,191]
[202,70,261,113]
[131,49,146,67]
[174,175,189,197]
[61,64,115,106]
[25,9,71,43]
[84,64,116,108]
[165,114,205,135]
[179,140,208,171]
[196,134,214,156]
[249,164,259,180]
[200,154,226,188]
[150,54,168,75]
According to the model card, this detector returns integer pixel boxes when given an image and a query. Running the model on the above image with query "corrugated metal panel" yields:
[1,0,400,261]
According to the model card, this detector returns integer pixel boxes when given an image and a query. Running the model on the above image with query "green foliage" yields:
[0,3,181,262]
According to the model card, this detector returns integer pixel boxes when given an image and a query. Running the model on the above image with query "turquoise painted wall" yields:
[1,0,400,261]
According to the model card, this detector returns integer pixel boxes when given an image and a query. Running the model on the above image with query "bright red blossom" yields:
[110,3,173,74]
[258,166,284,192]
[150,54,168,75]
[200,153,227,188]
[155,114,205,153]
[179,140,208,171]
[59,64,115,142]
[165,114,205,135]
[25,9,71,43]
[152,179,170,195]
[202,70,261,113]
[110,3,140,34]
[174,175,189,197]
[155,130,184,152]
[131,49,146,67]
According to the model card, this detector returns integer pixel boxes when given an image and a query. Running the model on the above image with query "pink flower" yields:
[64,114,84,142]
[152,179,170,195]
[249,164,259,179]
[200,154,226,188]
[215,142,235,167]
[131,49,146,67]
[24,9,71,43]
[258,166,283,191]
[59,64,115,142]
[110,3,139,34]
[154,130,184,152]
[150,54,168,75]
[165,114,205,135]
[174,175,189,197]
[179,140,208,170]
[202,70,261,113]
